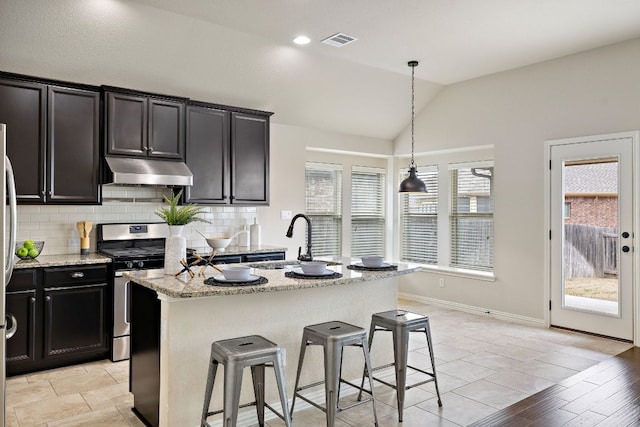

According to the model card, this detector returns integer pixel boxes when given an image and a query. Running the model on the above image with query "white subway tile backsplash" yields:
[16,185,257,255]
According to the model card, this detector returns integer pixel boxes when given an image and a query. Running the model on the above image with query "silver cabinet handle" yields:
[6,314,17,340]
[71,272,85,279]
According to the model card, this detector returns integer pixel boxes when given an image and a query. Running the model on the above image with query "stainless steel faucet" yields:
[286,213,313,261]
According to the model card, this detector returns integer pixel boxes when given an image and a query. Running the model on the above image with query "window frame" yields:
[399,165,439,264]
[448,161,494,272]
[351,165,386,257]
[305,162,343,257]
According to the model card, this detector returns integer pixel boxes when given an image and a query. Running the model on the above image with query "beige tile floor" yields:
[6,298,632,426]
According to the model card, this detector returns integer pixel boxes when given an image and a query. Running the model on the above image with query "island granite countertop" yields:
[124,257,421,299]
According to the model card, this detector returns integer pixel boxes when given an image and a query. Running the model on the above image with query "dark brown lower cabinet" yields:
[6,290,38,370]
[44,283,108,359]
[130,283,161,427]
[6,266,111,376]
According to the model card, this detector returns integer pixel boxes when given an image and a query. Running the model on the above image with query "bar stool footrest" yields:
[294,390,375,414]
[206,400,289,422]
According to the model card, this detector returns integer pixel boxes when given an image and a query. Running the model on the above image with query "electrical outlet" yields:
[439,278,445,288]
[281,210,293,220]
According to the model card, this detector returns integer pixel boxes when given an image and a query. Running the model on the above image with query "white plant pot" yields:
[165,225,186,275]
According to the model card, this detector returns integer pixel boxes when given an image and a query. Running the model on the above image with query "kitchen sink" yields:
[246,260,342,270]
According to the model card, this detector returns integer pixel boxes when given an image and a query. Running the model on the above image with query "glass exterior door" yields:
[550,136,633,340]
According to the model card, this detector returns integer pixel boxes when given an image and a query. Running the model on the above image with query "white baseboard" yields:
[398,292,546,328]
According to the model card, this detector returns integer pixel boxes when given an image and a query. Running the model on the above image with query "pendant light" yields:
[399,60,427,193]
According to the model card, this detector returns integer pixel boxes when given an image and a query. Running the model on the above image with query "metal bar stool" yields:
[201,335,292,427]
[358,310,442,422]
[290,321,379,427]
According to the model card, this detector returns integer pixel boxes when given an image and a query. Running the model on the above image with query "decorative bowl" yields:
[361,255,384,267]
[205,237,232,251]
[15,240,45,260]
[300,261,327,275]
[221,266,251,281]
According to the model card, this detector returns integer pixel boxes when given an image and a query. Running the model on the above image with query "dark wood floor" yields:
[470,347,640,427]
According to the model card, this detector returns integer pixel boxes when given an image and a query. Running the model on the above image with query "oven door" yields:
[112,271,131,361]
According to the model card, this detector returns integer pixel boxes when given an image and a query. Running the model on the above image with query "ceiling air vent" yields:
[322,33,358,48]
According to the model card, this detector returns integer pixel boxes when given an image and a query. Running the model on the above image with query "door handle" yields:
[622,245,631,253]
[622,232,630,238]
[5,156,17,284]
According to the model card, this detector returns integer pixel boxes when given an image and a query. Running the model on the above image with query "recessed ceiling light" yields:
[293,35,311,45]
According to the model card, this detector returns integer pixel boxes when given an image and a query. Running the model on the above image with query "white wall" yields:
[260,123,392,258]
[394,37,640,321]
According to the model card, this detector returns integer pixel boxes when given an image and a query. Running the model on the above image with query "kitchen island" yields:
[125,258,420,427]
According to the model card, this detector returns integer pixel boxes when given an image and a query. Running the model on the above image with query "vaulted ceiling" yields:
[5,1,640,141]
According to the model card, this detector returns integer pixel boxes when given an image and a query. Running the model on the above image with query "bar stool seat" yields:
[201,335,291,427]
[359,310,442,422]
[291,320,379,427]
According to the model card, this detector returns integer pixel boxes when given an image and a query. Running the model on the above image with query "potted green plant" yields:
[155,189,210,227]
[155,189,210,275]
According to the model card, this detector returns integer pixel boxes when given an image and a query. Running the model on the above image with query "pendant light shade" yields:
[399,166,427,193]
[399,60,427,193]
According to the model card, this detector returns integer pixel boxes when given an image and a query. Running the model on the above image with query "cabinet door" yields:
[185,105,229,204]
[230,112,269,205]
[48,86,101,204]
[106,92,148,157]
[6,290,38,374]
[148,98,185,160]
[130,283,161,427]
[43,283,108,359]
[0,79,47,203]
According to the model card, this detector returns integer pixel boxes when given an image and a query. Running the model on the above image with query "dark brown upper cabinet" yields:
[185,102,271,205]
[185,104,229,204]
[230,112,270,205]
[0,75,100,204]
[105,89,186,161]
[48,86,101,204]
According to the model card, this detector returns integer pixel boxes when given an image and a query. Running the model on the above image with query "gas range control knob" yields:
[125,261,134,269]
[136,261,145,268]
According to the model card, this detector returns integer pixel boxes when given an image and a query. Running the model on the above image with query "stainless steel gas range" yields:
[97,222,193,362]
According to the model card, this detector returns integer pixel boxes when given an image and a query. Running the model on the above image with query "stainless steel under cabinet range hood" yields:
[103,156,193,186]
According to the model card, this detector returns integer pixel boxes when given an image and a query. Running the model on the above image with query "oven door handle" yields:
[125,280,130,324]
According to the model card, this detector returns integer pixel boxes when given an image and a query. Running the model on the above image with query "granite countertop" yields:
[10,245,287,270]
[124,257,421,299]
[13,253,112,269]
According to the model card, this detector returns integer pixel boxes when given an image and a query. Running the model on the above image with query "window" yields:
[305,162,342,256]
[351,166,385,257]
[449,162,494,271]
[400,165,438,263]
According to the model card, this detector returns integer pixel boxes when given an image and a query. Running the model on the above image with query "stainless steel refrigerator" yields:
[1,123,17,427]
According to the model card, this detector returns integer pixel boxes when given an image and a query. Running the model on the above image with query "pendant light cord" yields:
[410,61,416,168]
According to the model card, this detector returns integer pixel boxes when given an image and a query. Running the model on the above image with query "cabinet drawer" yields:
[8,269,37,292]
[43,265,108,287]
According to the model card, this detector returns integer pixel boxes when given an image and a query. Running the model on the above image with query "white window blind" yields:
[449,163,494,271]
[351,166,386,257]
[400,165,438,263]
[305,162,342,257]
